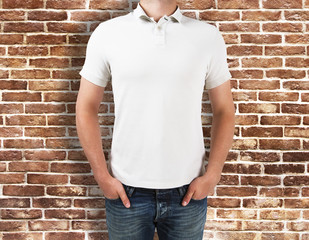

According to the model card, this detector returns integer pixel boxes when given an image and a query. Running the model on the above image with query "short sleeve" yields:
[79,24,111,87]
[205,28,232,89]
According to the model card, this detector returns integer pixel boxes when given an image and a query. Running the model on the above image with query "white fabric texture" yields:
[79,2,232,189]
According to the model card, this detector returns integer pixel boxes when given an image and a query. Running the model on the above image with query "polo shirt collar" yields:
[133,2,183,24]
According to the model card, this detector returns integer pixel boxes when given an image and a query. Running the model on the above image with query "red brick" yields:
[30,58,70,68]
[50,46,86,56]
[239,80,280,90]
[263,0,302,9]
[4,139,44,149]
[242,126,283,137]
[70,175,97,185]
[207,198,241,208]
[0,221,27,231]
[285,10,309,21]
[241,176,281,186]
[0,198,30,208]
[286,34,309,44]
[29,220,69,231]
[241,34,282,44]
[0,127,23,138]
[33,198,72,208]
[8,161,49,172]
[45,209,85,219]
[227,45,263,56]
[69,35,90,44]
[74,198,106,208]
[45,232,85,240]
[284,176,309,186]
[260,139,300,150]
[199,11,240,21]
[47,115,76,125]
[219,22,260,32]
[262,233,299,240]
[202,219,241,231]
[1,209,42,219]
[218,0,259,9]
[0,150,22,161]
[50,162,91,173]
[243,198,283,208]
[222,163,261,174]
[284,81,309,90]
[8,46,48,56]
[70,11,110,21]
[216,232,258,240]
[263,22,303,32]
[0,34,23,44]
[2,233,43,240]
[89,0,129,10]
[46,0,86,9]
[286,57,309,67]
[217,187,257,196]
[6,115,46,125]
[28,174,68,184]
[264,164,305,174]
[261,115,301,125]
[0,173,24,183]
[52,70,81,79]
[29,81,69,91]
[242,10,281,21]
[47,186,87,196]
[287,222,309,231]
[259,91,298,101]
[3,185,44,196]
[25,127,66,137]
[0,58,27,67]
[28,10,67,21]
[266,69,306,79]
[4,22,44,32]
[27,35,66,45]
[283,152,309,162]
[11,69,50,79]
[282,103,309,114]
[3,0,44,8]
[0,69,9,78]
[0,10,25,20]
[260,187,299,197]
[243,221,284,231]
[47,22,87,33]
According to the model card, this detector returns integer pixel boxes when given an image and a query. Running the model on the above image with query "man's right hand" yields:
[98,175,131,208]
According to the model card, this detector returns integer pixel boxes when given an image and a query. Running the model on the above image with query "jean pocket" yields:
[122,183,136,198]
[177,184,190,197]
[105,183,135,201]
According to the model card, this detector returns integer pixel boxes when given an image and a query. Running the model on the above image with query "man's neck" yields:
[139,0,177,23]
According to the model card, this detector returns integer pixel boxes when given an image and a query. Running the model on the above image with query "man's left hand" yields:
[181,172,221,206]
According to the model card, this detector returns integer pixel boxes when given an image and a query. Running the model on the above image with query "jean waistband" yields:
[122,183,190,193]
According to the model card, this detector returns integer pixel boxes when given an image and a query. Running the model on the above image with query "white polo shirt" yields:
[79,3,232,189]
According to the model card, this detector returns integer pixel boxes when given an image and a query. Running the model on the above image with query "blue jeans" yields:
[105,182,208,240]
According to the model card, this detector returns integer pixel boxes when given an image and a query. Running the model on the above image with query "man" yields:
[76,0,235,239]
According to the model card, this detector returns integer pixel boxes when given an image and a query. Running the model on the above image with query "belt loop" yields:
[177,186,184,196]
[126,186,135,197]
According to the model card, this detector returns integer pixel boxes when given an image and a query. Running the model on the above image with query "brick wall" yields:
[0,0,308,239]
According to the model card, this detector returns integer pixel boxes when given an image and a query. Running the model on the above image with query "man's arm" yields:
[182,79,235,206]
[205,79,235,178]
[75,77,131,208]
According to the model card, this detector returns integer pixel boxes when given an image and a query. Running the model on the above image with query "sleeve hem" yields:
[205,72,232,90]
[79,69,109,87]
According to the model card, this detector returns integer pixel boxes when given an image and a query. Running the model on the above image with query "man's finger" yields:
[182,190,194,206]
[119,188,131,208]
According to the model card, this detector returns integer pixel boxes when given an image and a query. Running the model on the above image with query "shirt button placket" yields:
[153,17,167,46]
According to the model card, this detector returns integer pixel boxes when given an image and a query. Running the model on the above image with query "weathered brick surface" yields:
[0,1,308,239]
